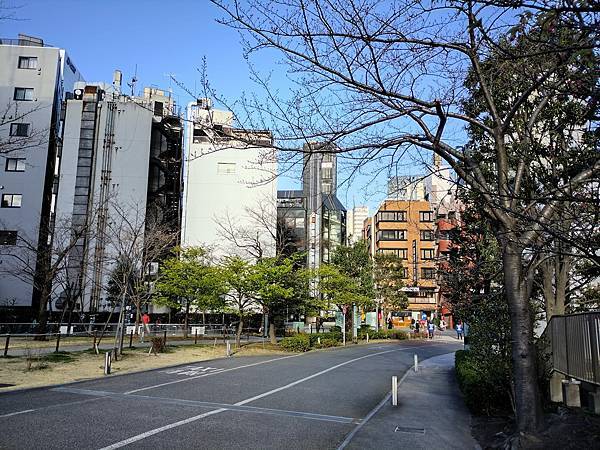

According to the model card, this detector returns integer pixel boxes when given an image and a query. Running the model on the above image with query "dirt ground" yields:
[472,407,600,449]
[0,343,286,392]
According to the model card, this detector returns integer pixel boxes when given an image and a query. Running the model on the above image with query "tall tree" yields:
[217,256,259,346]
[329,240,375,331]
[154,247,224,338]
[211,0,599,432]
[373,253,409,322]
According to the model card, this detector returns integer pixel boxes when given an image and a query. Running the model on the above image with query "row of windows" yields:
[372,266,436,279]
[1,194,22,208]
[376,248,436,260]
[376,210,433,223]
[376,229,434,242]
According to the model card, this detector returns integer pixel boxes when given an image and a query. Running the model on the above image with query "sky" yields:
[1,0,414,212]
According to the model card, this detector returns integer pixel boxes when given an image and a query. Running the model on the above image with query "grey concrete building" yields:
[0,34,83,311]
[54,80,183,312]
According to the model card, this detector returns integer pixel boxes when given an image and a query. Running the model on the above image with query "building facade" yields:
[346,206,369,245]
[54,80,182,312]
[277,146,346,270]
[182,100,277,258]
[365,199,437,323]
[0,34,84,310]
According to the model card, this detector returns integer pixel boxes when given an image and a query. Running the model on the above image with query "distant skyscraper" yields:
[387,175,426,201]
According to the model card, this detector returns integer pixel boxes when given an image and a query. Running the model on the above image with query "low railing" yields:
[547,312,600,386]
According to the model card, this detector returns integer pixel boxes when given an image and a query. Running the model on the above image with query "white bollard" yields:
[226,340,231,357]
[391,376,398,406]
[317,337,321,345]
[366,333,369,343]
[104,351,111,375]
[414,354,418,372]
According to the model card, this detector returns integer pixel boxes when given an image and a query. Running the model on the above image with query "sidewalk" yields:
[344,352,480,449]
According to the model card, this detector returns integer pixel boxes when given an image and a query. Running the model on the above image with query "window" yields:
[18,56,38,69]
[5,158,25,172]
[321,167,332,179]
[376,248,408,259]
[10,123,30,137]
[14,87,34,101]
[420,230,434,241]
[322,182,332,194]
[376,210,407,222]
[154,101,164,116]
[377,229,407,241]
[400,267,409,279]
[419,211,432,222]
[322,153,333,163]
[438,230,450,240]
[1,194,22,208]
[0,231,18,245]
[422,268,436,279]
[421,248,435,260]
[217,162,236,174]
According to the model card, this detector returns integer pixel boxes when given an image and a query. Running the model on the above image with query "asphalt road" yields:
[0,340,460,449]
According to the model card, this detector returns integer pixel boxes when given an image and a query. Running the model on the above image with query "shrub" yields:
[280,334,311,352]
[150,336,166,353]
[389,330,409,340]
[314,338,339,349]
[330,325,342,333]
[455,350,512,415]
[369,330,390,340]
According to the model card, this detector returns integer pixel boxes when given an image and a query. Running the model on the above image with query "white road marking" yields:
[100,344,430,449]
[98,408,227,450]
[0,409,35,418]
[125,354,302,394]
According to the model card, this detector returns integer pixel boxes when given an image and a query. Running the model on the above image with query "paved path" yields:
[0,340,473,449]
[342,352,480,449]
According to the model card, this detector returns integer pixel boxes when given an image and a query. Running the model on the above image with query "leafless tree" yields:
[104,201,178,351]
[210,0,599,433]
[0,212,98,338]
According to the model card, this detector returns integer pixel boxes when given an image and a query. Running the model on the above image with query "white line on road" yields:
[0,409,35,419]
[124,354,302,394]
[98,408,227,450]
[100,344,428,449]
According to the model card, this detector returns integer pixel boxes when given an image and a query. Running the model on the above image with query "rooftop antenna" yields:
[127,64,138,96]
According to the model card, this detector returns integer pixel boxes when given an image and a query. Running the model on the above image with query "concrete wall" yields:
[182,104,277,259]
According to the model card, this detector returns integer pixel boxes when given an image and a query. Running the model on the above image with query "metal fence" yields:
[547,312,600,386]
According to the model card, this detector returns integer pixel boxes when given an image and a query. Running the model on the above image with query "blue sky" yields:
[1,0,412,211]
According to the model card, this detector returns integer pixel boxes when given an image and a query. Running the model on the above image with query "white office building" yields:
[182,100,277,258]
[346,206,369,244]
[0,34,83,310]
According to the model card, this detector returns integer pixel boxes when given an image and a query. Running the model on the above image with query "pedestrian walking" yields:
[415,320,420,336]
[387,316,393,330]
[141,313,151,343]
[456,321,464,340]
[427,320,435,339]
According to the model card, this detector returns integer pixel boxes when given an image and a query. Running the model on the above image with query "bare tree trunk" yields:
[183,300,190,339]
[502,241,542,433]
[269,321,276,344]
[35,283,52,340]
[236,316,244,347]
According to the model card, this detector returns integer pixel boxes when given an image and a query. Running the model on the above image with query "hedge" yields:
[280,334,311,352]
